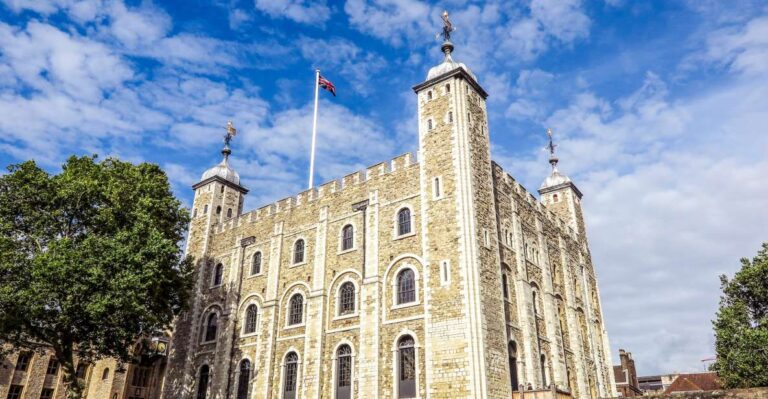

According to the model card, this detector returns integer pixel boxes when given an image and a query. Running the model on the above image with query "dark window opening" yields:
[15,352,30,371]
[205,313,218,342]
[284,352,298,399]
[289,295,303,325]
[46,358,59,375]
[237,359,251,399]
[397,269,416,305]
[341,225,354,251]
[398,336,416,398]
[397,208,411,236]
[294,240,305,264]
[244,305,258,334]
[213,263,223,286]
[197,365,210,399]
[251,252,262,275]
[339,282,355,315]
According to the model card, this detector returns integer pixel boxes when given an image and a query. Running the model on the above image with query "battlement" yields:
[210,152,419,233]
[491,160,577,240]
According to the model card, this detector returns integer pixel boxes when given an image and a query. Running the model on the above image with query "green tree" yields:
[712,242,768,388]
[0,156,193,399]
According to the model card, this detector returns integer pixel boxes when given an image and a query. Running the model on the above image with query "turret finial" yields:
[546,128,560,171]
[438,10,456,57]
[222,120,237,160]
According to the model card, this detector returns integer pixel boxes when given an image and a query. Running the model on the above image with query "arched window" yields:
[196,365,209,399]
[213,263,223,286]
[446,83,451,93]
[397,208,411,236]
[532,290,539,316]
[283,352,299,399]
[502,273,509,300]
[397,269,416,305]
[509,342,519,391]
[102,368,110,380]
[293,239,305,264]
[336,345,352,399]
[216,206,221,215]
[339,282,355,315]
[427,91,432,100]
[251,252,262,275]
[244,305,258,334]
[227,208,232,218]
[553,193,559,203]
[236,359,251,399]
[341,225,354,251]
[204,313,218,342]
[541,354,548,387]
[397,336,416,398]
[288,294,303,325]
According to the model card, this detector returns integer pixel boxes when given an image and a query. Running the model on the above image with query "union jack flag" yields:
[318,75,336,96]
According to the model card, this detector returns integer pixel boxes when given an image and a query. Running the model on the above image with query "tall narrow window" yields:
[283,352,299,399]
[448,111,453,123]
[15,352,30,371]
[427,91,432,100]
[244,305,258,334]
[541,354,548,387]
[440,260,450,285]
[502,273,509,300]
[397,336,416,398]
[294,239,305,264]
[46,358,58,375]
[204,204,208,214]
[102,368,110,380]
[204,313,218,342]
[6,386,23,399]
[339,282,355,315]
[336,345,352,399]
[289,294,303,325]
[433,177,441,198]
[213,263,223,286]
[216,206,221,215]
[341,225,354,251]
[251,252,262,275]
[427,119,433,130]
[227,208,232,218]
[446,83,451,93]
[397,269,416,305]
[397,208,411,236]
[532,291,539,316]
[197,365,210,399]
[237,359,251,399]
[509,342,519,391]
[76,363,87,379]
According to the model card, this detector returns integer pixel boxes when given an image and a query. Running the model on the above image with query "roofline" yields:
[412,67,488,99]
[192,175,249,194]
[538,181,583,199]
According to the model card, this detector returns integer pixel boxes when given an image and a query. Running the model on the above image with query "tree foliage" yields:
[712,242,768,388]
[0,156,193,398]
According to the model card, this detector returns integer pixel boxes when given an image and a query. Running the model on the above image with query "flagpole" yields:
[308,69,320,189]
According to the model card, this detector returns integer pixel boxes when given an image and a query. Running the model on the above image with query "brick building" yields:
[161,29,617,399]
[612,350,641,397]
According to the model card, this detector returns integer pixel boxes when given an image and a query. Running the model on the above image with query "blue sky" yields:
[1,0,767,376]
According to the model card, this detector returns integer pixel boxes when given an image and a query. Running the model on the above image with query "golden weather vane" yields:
[224,120,237,146]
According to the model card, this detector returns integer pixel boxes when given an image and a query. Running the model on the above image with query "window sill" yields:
[289,261,307,268]
[209,284,223,289]
[393,232,416,241]
[332,312,359,321]
[284,323,306,330]
[247,273,265,279]
[337,247,357,256]
[239,332,260,339]
[391,301,420,311]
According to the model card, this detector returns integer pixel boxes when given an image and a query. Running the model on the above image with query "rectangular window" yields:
[448,111,453,123]
[440,260,450,286]
[7,385,23,399]
[131,366,151,387]
[483,229,490,248]
[40,388,54,399]
[15,353,30,371]
[46,358,59,375]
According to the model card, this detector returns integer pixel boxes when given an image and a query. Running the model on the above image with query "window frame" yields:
[236,359,251,399]
[243,304,259,335]
[337,281,356,317]
[394,207,415,239]
[292,238,306,265]
[196,364,210,399]
[286,293,305,328]
[395,334,418,399]
[282,352,300,399]
[392,267,419,309]
[340,224,355,253]
[334,343,354,399]
[211,263,224,287]
[250,251,263,276]
[202,311,219,343]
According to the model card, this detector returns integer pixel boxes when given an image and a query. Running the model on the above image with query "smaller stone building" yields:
[0,341,167,399]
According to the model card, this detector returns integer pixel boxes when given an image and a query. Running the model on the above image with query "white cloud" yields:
[254,0,331,25]
[297,36,387,95]
[704,15,768,76]
[344,0,433,47]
